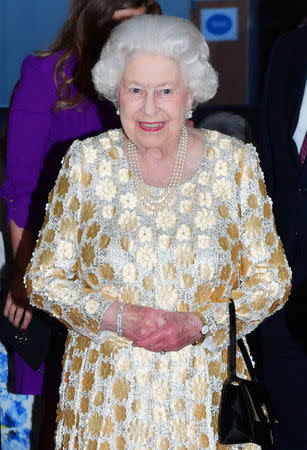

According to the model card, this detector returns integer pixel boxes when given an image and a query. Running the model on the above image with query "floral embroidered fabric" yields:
[25,129,291,449]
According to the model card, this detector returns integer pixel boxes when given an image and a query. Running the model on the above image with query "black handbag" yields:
[0,283,52,370]
[218,298,277,447]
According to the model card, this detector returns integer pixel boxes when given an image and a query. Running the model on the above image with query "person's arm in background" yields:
[256,35,283,199]
[4,222,33,329]
[1,55,56,329]
[257,87,275,198]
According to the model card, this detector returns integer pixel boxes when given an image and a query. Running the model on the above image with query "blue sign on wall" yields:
[201,7,238,42]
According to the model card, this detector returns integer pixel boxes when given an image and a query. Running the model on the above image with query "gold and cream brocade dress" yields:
[25,129,291,450]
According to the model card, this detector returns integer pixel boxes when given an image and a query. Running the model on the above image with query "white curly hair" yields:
[92,14,218,107]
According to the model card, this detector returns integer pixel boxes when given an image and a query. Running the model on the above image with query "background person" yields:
[0,1,161,448]
[197,111,254,144]
[252,24,307,449]
[0,124,37,449]
[25,15,291,449]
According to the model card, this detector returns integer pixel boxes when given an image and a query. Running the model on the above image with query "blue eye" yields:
[130,88,141,94]
[156,88,172,97]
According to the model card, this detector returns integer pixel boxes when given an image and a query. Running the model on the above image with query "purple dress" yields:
[1,52,120,394]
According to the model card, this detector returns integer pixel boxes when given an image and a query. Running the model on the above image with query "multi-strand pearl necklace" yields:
[127,126,188,212]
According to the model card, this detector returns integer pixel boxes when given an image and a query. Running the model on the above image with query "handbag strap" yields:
[228,298,258,381]
[228,298,237,377]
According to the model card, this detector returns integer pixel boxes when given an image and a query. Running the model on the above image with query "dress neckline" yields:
[119,128,208,190]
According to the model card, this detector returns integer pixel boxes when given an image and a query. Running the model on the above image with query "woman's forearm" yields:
[9,219,33,270]
[4,220,34,329]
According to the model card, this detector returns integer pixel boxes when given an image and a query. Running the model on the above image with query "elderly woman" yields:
[25,15,291,449]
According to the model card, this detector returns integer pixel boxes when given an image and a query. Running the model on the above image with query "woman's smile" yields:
[138,121,165,131]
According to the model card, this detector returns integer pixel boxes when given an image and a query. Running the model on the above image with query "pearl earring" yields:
[116,109,120,116]
[185,110,192,120]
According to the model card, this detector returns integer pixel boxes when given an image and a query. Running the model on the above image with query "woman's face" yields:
[117,53,193,152]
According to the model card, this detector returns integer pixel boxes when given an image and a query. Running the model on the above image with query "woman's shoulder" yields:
[17,53,59,94]
[86,128,124,150]
[201,128,242,145]
[66,128,124,164]
[22,52,59,72]
[197,128,258,171]
[202,128,254,153]
[14,51,78,108]
[20,51,76,81]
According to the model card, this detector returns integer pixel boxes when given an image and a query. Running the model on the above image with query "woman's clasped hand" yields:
[102,303,204,352]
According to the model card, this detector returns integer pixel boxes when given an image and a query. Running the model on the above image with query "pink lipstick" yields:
[138,122,165,132]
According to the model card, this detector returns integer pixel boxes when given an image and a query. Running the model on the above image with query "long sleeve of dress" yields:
[195,142,291,350]
[25,140,113,343]
[2,55,56,231]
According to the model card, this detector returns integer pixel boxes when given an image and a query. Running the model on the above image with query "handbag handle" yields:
[228,298,258,381]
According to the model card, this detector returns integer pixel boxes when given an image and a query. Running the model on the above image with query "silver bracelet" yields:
[116,304,125,337]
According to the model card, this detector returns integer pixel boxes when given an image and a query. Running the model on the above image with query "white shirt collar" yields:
[293,78,307,152]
